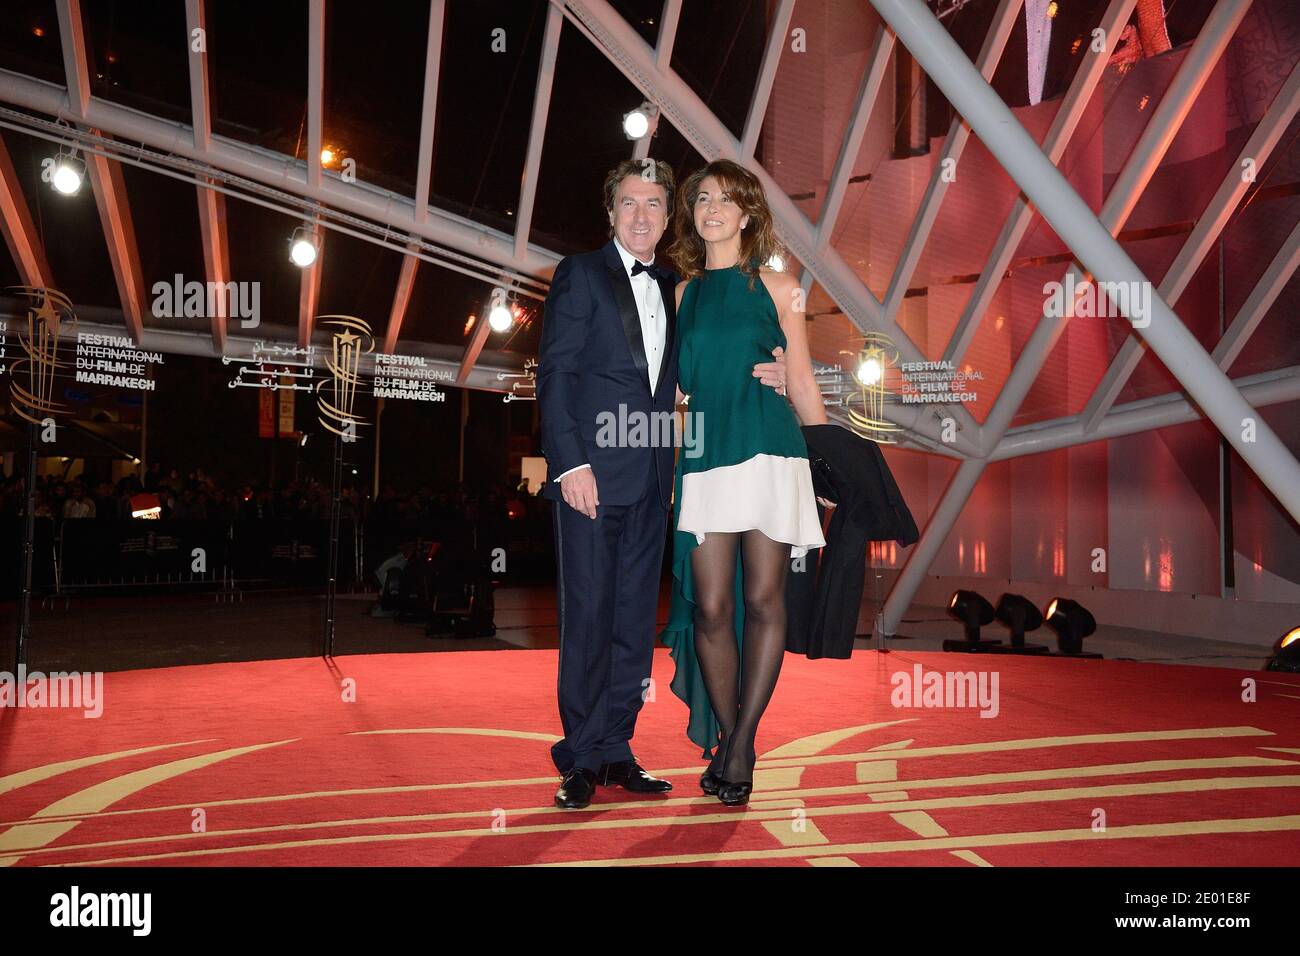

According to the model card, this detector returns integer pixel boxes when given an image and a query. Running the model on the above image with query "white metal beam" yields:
[386,0,446,354]
[457,313,493,386]
[55,0,146,344]
[514,3,564,261]
[1080,57,1300,431]
[307,0,324,191]
[879,0,1022,324]
[383,248,420,355]
[298,226,323,348]
[654,0,683,70]
[815,24,895,246]
[740,0,797,158]
[413,0,445,226]
[186,0,231,354]
[0,73,562,283]
[0,133,52,287]
[992,366,1300,461]
[941,0,1139,368]
[1212,217,1300,371]
[869,0,1297,636]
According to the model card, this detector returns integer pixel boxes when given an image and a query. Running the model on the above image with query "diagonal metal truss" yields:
[868,0,1300,632]
[54,0,147,345]
[1080,57,1300,432]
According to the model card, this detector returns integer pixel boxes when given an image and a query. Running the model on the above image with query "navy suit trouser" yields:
[551,468,667,774]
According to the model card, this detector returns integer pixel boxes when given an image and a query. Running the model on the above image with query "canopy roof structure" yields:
[0,0,1297,630]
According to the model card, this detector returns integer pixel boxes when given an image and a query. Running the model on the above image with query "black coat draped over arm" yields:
[785,423,920,659]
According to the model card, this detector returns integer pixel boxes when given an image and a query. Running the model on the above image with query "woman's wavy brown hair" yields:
[668,159,783,288]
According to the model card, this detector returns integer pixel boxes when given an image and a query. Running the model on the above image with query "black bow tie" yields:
[631,259,667,281]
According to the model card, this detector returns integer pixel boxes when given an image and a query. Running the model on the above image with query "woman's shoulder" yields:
[756,267,797,294]
[756,268,798,311]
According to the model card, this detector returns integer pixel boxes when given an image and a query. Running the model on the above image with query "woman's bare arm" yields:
[762,271,827,426]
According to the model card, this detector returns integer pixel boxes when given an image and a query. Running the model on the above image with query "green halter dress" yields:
[658,263,825,758]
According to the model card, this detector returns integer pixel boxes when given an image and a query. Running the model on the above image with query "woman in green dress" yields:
[660,159,828,806]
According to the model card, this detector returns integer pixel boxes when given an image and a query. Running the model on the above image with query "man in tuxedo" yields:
[537,159,787,809]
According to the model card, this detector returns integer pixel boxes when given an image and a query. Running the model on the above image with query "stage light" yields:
[856,357,883,386]
[1044,597,1096,655]
[994,593,1048,652]
[623,107,651,140]
[50,148,85,195]
[488,303,513,332]
[944,589,998,650]
[320,145,339,167]
[767,254,786,272]
[1265,626,1300,673]
[289,227,319,267]
[1047,1,1059,17]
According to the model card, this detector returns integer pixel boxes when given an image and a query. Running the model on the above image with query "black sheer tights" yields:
[689,529,790,784]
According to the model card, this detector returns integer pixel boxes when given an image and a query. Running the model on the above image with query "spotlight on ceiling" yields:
[1044,598,1100,657]
[50,147,86,196]
[289,226,319,268]
[993,593,1048,653]
[488,303,514,333]
[943,589,1000,652]
[1265,626,1300,673]
[623,102,657,140]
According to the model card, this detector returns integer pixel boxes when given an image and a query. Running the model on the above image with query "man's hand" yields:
[560,467,599,519]
[752,345,787,395]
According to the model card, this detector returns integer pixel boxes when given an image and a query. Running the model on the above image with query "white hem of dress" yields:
[678,453,826,559]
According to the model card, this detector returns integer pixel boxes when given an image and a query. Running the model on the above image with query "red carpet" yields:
[1,648,1298,867]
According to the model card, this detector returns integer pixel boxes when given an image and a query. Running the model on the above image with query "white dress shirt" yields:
[554,237,668,484]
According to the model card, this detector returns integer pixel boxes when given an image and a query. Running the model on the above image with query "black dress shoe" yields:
[597,760,673,793]
[555,767,597,809]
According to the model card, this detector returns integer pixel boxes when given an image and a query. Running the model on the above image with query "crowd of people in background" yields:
[0,461,560,602]
[0,463,545,551]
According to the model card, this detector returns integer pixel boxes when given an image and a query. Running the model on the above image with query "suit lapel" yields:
[603,245,650,392]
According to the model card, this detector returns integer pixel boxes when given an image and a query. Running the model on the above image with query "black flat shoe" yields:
[717,779,752,806]
[555,767,597,809]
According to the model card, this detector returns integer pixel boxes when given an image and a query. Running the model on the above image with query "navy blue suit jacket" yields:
[537,240,680,509]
